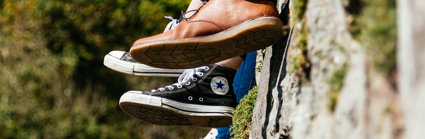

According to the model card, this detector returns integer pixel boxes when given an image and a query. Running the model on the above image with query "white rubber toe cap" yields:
[108,50,126,58]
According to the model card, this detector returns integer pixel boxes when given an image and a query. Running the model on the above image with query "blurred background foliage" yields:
[0,0,209,138]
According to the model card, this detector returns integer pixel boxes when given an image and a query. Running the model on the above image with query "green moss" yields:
[292,0,308,23]
[298,32,308,50]
[256,59,263,72]
[255,49,266,72]
[383,103,393,115]
[348,0,397,76]
[288,26,308,75]
[230,86,258,139]
[288,54,307,74]
[327,65,348,112]
[287,0,310,76]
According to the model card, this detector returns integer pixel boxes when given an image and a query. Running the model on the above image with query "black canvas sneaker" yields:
[119,64,237,127]
[104,50,185,77]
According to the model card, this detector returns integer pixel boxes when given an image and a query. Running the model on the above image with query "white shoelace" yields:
[151,66,210,92]
[163,16,179,32]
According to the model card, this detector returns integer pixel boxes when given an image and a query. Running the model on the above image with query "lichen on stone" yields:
[291,0,308,23]
[327,65,348,112]
[287,24,309,77]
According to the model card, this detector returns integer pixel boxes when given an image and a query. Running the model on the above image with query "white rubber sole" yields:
[119,91,234,127]
[103,51,184,77]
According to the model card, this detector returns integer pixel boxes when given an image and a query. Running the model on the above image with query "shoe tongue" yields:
[121,52,137,62]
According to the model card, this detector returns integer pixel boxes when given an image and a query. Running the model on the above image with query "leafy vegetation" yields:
[231,86,258,139]
[0,0,209,138]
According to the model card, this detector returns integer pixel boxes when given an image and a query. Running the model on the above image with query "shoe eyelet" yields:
[192,77,198,82]
[198,72,204,77]
[177,85,183,88]
[168,86,174,90]
[204,67,210,71]
[159,88,165,91]
[185,82,191,86]
[188,96,193,101]
[199,97,204,102]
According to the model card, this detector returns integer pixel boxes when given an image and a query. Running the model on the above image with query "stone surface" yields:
[398,0,425,138]
[251,46,274,138]
[249,0,421,138]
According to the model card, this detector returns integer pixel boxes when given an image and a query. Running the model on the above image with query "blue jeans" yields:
[216,52,257,139]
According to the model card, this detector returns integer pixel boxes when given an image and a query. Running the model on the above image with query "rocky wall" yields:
[249,0,423,138]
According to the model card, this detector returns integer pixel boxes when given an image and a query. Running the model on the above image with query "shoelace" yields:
[163,0,209,32]
[163,16,180,32]
[181,0,209,21]
[151,66,210,92]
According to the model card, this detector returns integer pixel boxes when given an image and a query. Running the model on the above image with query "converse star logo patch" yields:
[210,76,230,95]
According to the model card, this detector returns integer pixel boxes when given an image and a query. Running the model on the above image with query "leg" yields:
[216,56,243,70]
[186,0,205,13]
[216,51,257,138]
[119,63,238,127]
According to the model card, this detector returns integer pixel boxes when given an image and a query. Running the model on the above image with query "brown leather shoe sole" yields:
[130,17,284,69]
[119,102,233,127]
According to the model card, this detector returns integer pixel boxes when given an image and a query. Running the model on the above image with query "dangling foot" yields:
[130,0,283,69]
[119,64,237,127]
[104,16,185,77]
[104,50,185,77]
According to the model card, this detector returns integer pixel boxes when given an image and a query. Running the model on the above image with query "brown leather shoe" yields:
[130,0,283,69]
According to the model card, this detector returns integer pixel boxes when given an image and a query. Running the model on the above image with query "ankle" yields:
[215,56,243,70]
[186,0,205,16]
